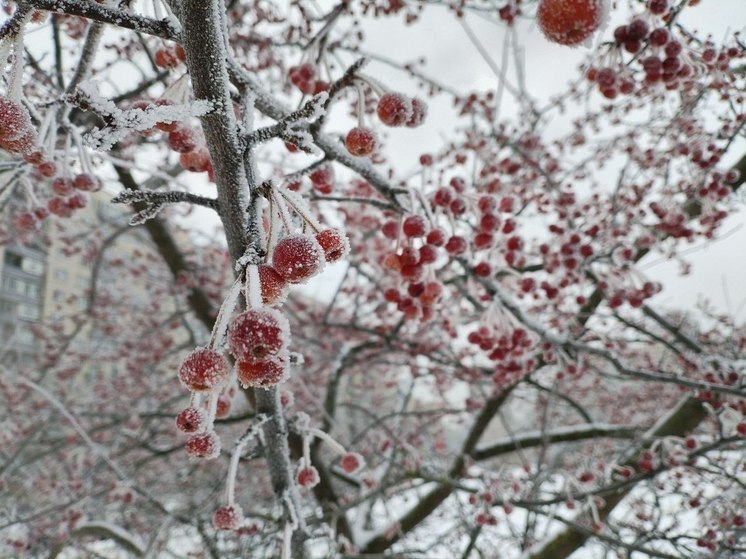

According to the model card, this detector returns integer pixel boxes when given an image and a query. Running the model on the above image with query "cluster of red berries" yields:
[309,165,335,194]
[129,100,214,179]
[213,503,244,531]
[0,96,35,155]
[288,63,330,96]
[603,280,661,309]
[376,92,427,128]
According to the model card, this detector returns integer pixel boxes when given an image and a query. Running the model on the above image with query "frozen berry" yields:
[406,97,427,127]
[537,0,604,46]
[340,452,364,474]
[377,93,412,127]
[51,177,74,196]
[186,430,221,459]
[315,229,350,263]
[297,465,320,488]
[176,406,206,434]
[180,148,211,172]
[215,395,231,418]
[178,347,230,392]
[402,215,427,238]
[272,234,326,283]
[0,129,36,154]
[345,127,377,157]
[258,264,289,306]
[236,356,289,388]
[72,173,101,192]
[227,308,290,362]
[213,504,244,531]
[154,47,179,69]
[168,127,198,153]
[0,97,32,141]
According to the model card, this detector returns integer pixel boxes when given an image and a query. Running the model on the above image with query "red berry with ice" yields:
[377,93,413,127]
[258,264,289,306]
[236,355,289,388]
[272,234,326,284]
[340,452,364,474]
[213,504,244,531]
[406,97,427,127]
[178,347,230,392]
[227,308,290,362]
[176,406,206,433]
[537,0,605,46]
[0,97,33,142]
[315,229,350,263]
[345,127,377,157]
[297,465,320,488]
[185,430,221,459]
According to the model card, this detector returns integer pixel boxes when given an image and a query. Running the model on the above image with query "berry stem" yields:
[356,83,365,129]
[208,275,243,349]
[205,391,219,431]
[245,264,262,309]
[225,419,266,504]
[306,427,347,456]
[277,186,323,233]
[8,28,27,102]
[271,188,295,234]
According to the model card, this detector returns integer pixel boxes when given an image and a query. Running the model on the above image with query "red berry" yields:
[315,228,350,263]
[178,348,230,392]
[67,193,88,210]
[0,97,32,141]
[406,97,427,127]
[537,0,604,46]
[445,235,468,255]
[377,93,412,127]
[647,0,668,15]
[176,406,206,433]
[345,127,377,157]
[186,431,221,459]
[258,264,289,306]
[0,129,36,154]
[309,165,334,187]
[297,465,320,487]
[37,161,57,177]
[13,211,37,231]
[227,308,290,362]
[419,244,438,264]
[340,452,364,474]
[402,215,427,238]
[236,356,289,388]
[51,177,74,196]
[48,196,73,218]
[23,150,45,165]
[154,47,179,69]
[272,234,326,283]
[72,173,101,192]
[168,127,198,153]
[213,504,243,531]
[215,395,231,418]
[649,27,669,46]
[179,148,211,172]
[426,228,446,246]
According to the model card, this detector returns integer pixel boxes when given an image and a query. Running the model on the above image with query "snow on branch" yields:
[70,82,212,151]
[111,190,218,225]
[28,0,181,40]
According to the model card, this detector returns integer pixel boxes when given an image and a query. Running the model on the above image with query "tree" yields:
[0,0,744,557]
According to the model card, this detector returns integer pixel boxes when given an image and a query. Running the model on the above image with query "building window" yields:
[3,252,22,268]
[17,303,40,320]
[53,290,65,302]
[21,258,44,275]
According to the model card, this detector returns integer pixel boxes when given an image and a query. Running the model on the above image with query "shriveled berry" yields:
[213,504,243,531]
[227,308,290,362]
[178,347,230,392]
[272,234,326,283]
[345,127,377,157]
[186,431,220,459]
[176,406,206,434]
[315,228,350,263]
[377,93,412,127]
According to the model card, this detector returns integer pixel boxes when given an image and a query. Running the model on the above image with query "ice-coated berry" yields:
[377,93,412,127]
[315,229,350,263]
[345,127,377,157]
[178,347,230,392]
[340,452,364,474]
[213,504,244,531]
[406,97,427,127]
[227,308,290,362]
[258,264,289,306]
[297,465,320,488]
[176,406,206,433]
[0,129,36,154]
[236,355,289,388]
[72,173,102,192]
[168,127,198,153]
[537,0,604,46]
[272,234,326,284]
[185,430,221,459]
[0,97,32,142]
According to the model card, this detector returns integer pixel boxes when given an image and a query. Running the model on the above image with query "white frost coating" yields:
[78,81,213,150]
[246,264,262,308]
[209,275,243,350]
[490,282,567,345]
[286,127,317,153]
[278,186,323,231]
[307,92,329,120]
[307,427,347,456]
[73,521,146,555]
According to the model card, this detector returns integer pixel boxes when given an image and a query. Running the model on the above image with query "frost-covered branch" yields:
[112,190,218,225]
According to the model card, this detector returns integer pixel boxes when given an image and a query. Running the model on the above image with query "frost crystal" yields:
[272,234,326,284]
[186,430,221,460]
[227,308,291,362]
